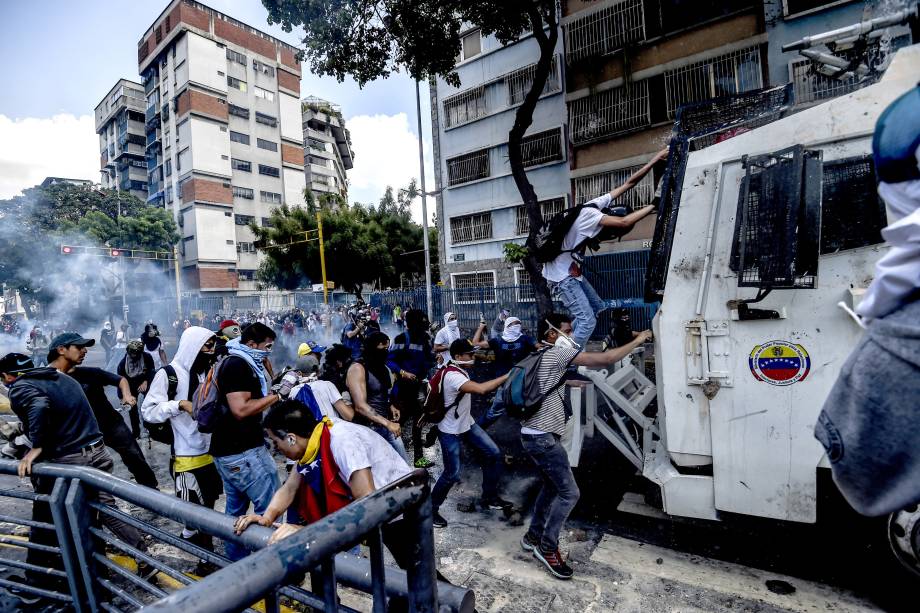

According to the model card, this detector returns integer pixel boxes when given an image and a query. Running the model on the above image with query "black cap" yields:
[48,332,95,353]
[449,338,475,358]
[0,353,34,375]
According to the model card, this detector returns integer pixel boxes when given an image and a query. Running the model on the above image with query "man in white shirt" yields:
[430,339,511,528]
[542,149,667,348]
[432,312,460,366]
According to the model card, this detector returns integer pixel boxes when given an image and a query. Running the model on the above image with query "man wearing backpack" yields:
[430,339,512,528]
[141,326,223,573]
[520,313,651,580]
[472,315,538,430]
[210,322,283,561]
[540,149,668,348]
[387,309,436,468]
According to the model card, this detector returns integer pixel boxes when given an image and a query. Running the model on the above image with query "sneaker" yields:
[432,510,448,528]
[480,497,513,510]
[520,533,539,553]
[533,548,574,580]
[414,457,433,468]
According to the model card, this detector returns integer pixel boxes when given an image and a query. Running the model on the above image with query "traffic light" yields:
[60,245,84,255]
[110,248,123,257]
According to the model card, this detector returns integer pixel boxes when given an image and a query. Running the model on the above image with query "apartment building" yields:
[137,0,306,294]
[94,79,149,201]
[431,24,570,294]
[303,96,354,203]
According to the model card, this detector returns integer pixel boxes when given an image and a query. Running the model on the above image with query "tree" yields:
[263,0,558,313]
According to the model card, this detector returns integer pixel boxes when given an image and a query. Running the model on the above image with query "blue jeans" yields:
[431,424,502,510]
[370,423,410,464]
[521,433,580,552]
[477,393,506,430]
[551,276,638,348]
[213,446,281,561]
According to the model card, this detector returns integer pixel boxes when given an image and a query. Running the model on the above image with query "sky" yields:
[0,0,436,224]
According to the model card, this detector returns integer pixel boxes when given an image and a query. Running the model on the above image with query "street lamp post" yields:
[415,80,434,323]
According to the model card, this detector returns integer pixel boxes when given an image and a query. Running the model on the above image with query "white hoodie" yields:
[141,326,214,457]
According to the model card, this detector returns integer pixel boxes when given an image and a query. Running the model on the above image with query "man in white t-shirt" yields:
[432,312,461,366]
[542,149,667,348]
[430,339,511,528]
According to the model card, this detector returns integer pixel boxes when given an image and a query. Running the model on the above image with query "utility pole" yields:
[415,80,434,323]
[173,245,182,322]
[317,212,328,305]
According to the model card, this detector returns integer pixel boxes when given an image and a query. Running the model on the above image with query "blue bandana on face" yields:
[226,337,270,395]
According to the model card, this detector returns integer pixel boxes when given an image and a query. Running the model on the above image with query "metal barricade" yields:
[0,461,473,612]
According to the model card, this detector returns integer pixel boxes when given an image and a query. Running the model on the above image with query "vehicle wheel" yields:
[888,505,920,578]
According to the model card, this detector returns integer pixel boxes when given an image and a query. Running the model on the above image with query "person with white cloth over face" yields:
[472,316,538,430]
[433,312,461,366]
[815,85,920,517]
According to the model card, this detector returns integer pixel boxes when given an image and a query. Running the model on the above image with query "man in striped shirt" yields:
[521,312,651,580]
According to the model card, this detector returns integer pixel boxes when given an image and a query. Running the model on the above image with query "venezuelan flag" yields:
[749,343,810,383]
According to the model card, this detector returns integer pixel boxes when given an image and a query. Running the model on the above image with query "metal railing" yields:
[574,164,657,209]
[443,86,489,129]
[790,57,863,106]
[664,46,763,119]
[506,55,561,106]
[514,197,566,236]
[570,80,651,144]
[520,128,564,168]
[0,461,472,612]
[449,211,493,244]
[565,0,646,63]
[446,149,490,186]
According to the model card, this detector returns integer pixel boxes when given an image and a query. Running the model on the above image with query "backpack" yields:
[502,351,570,420]
[419,366,466,425]
[191,355,229,434]
[144,366,177,445]
[531,203,629,263]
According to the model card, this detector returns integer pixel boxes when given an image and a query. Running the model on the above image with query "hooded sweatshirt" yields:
[141,326,214,460]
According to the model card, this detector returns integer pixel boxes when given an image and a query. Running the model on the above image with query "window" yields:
[451,271,496,303]
[521,128,563,167]
[253,59,275,77]
[570,80,651,144]
[790,58,861,106]
[664,47,763,119]
[514,268,535,302]
[235,213,255,225]
[261,217,273,227]
[226,48,247,65]
[450,212,493,244]
[458,30,481,62]
[231,158,251,172]
[164,159,172,177]
[253,86,274,101]
[443,87,488,129]
[564,0,646,63]
[228,104,249,119]
[515,198,566,236]
[227,76,247,92]
[257,138,278,152]
[255,112,278,127]
[232,186,254,199]
[230,131,250,145]
[238,269,257,281]
[260,190,282,204]
[236,241,256,253]
[258,164,280,177]
[506,55,561,106]
[574,164,656,209]
[820,155,887,254]
[447,149,490,186]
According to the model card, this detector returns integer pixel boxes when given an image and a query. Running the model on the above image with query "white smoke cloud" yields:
[0,114,99,199]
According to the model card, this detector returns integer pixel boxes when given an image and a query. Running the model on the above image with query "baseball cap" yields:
[449,338,475,358]
[0,353,34,375]
[297,341,327,357]
[48,332,95,353]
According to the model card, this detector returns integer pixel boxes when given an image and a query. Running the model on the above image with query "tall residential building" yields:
[137,0,306,294]
[302,96,353,202]
[94,79,149,201]
[430,22,570,293]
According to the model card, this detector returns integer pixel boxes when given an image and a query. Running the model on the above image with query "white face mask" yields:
[447,320,459,331]
[452,357,475,365]
[545,320,580,350]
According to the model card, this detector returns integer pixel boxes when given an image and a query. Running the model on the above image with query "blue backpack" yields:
[502,351,569,420]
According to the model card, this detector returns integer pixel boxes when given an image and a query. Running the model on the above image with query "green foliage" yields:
[503,242,529,264]
[254,181,435,295]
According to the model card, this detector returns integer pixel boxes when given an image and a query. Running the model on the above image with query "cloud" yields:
[346,112,435,224]
[0,114,98,199]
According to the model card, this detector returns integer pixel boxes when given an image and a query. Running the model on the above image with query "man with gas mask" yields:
[520,313,650,580]
[140,323,168,370]
[117,340,155,438]
[387,309,436,467]
[141,327,223,573]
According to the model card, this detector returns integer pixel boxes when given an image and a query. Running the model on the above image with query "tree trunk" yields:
[508,6,559,317]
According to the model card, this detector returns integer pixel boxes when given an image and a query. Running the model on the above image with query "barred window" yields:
[507,55,561,106]
[260,190,282,204]
[258,164,280,177]
[569,80,650,144]
[226,48,247,65]
[790,58,862,106]
[574,164,656,209]
[235,214,255,225]
[564,0,646,63]
[228,104,249,119]
[447,149,490,186]
[450,212,493,244]
[443,87,488,129]
[514,268,535,303]
[452,271,496,303]
[521,128,563,167]
[231,158,251,172]
[515,198,566,236]
[227,76,248,92]
[232,186,254,199]
[255,112,278,127]
[257,138,278,152]
[664,46,763,119]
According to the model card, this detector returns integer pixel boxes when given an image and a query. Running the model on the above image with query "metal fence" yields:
[0,460,472,612]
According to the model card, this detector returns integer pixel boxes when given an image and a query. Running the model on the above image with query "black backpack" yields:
[502,349,576,420]
[143,366,177,445]
[531,203,629,263]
